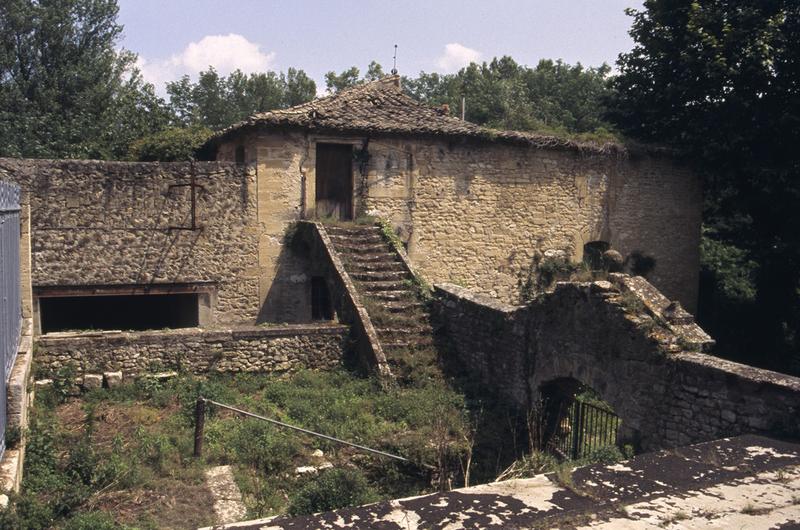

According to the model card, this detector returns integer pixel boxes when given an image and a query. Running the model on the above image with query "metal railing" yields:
[0,180,21,460]
[549,399,621,460]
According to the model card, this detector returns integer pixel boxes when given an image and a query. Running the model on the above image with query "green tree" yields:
[165,67,317,130]
[324,66,361,94]
[609,0,800,374]
[283,67,316,106]
[0,0,169,159]
[402,57,614,136]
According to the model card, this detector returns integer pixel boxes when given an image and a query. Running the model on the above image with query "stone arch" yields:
[527,283,672,450]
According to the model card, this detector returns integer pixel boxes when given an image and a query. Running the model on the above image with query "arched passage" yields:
[538,377,622,459]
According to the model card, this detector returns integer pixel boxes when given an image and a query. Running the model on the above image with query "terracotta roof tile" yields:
[205,76,626,154]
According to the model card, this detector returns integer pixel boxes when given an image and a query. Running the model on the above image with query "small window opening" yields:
[39,293,199,333]
[235,145,246,165]
[583,241,611,271]
[311,277,333,321]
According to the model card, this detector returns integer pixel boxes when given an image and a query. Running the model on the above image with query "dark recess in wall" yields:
[39,293,199,333]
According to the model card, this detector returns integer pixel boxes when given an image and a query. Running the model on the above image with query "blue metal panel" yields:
[0,180,21,460]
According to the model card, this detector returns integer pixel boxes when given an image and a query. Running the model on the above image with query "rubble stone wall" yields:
[0,158,262,325]
[34,324,349,377]
[435,278,800,451]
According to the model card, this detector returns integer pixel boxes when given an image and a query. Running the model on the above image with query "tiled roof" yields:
[205,76,626,154]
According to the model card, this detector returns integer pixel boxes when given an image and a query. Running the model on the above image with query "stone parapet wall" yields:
[34,324,349,377]
[433,283,527,406]
[434,277,800,451]
[666,353,800,447]
[0,158,261,325]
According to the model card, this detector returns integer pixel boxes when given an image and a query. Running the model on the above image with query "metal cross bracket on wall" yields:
[168,161,205,231]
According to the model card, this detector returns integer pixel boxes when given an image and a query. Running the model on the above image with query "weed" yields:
[661,510,689,526]
[740,503,771,515]
[618,290,645,314]
[287,467,378,516]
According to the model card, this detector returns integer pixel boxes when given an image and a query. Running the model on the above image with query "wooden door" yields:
[315,143,353,220]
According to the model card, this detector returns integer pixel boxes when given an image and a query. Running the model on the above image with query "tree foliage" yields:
[0,0,169,159]
[127,126,212,162]
[609,0,800,373]
[403,57,615,138]
[166,67,316,130]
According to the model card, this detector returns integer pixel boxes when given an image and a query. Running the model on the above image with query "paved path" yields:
[205,465,248,525]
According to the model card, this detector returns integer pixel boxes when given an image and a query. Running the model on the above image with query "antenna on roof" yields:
[391,44,398,75]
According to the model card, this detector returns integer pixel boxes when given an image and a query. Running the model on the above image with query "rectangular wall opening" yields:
[311,277,333,321]
[39,293,199,333]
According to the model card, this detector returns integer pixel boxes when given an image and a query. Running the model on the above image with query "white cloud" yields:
[436,43,482,73]
[137,34,276,89]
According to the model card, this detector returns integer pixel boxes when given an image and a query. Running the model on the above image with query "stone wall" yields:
[434,277,800,452]
[0,158,261,326]
[432,284,527,406]
[34,324,349,377]
[217,133,701,313]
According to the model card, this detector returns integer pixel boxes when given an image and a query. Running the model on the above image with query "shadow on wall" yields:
[258,229,313,324]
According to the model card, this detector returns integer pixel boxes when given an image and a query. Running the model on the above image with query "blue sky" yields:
[118,0,643,94]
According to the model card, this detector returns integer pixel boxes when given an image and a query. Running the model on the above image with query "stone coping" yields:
[36,323,349,344]
[674,351,800,392]
[434,282,522,314]
[1,318,34,498]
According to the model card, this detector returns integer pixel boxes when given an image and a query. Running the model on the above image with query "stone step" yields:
[328,233,385,245]
[368,290,415,302]
[350,270,411,282]
[357,280,408,292]
[379,334,435,347]
[325,225,381,236]
[375,325,433,336]
[347,261,407,273]
[347,252,400,263]
[380,299,426,312]
[334,242,389,254]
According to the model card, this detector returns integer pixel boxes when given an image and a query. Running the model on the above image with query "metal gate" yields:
[548,399,620,460]
[0,181,21,460]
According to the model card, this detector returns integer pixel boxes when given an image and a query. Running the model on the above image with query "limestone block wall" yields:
[359,138,701,312]
[218,132,701,315]
[34,324,348,377]
[217,132,313,322]
[0,159,261,325]
[434,278,800,452]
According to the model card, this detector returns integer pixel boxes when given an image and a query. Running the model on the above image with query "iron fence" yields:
[0,180,22,459]
[548,399,620,460]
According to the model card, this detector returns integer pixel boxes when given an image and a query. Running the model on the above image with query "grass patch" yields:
[2,369,473,528]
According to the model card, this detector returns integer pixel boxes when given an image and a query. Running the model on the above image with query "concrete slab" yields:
[201,435,800,530]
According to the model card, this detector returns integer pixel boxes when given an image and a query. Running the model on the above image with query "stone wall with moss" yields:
[34,324,349,377]
[435,276,800,452]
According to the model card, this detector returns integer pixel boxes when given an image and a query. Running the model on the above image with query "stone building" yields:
[207,75,702,322]
[1,75,701,332]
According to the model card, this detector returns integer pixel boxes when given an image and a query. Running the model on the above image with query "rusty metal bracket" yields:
[168,160,205,231]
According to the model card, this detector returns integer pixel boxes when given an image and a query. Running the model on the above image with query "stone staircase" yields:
[324,224,436,380]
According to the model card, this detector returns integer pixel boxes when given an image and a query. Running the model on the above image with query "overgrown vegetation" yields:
[518,253,601,302]
[0,370,473,528]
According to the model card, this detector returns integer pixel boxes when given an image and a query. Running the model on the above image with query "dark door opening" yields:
[315,143,353,220]
[539,378,621,460]
[39,293,199,333]
[311,277,333,321]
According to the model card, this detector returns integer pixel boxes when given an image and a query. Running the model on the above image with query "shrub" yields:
[127,126,212,162]
[288,468,378,516]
